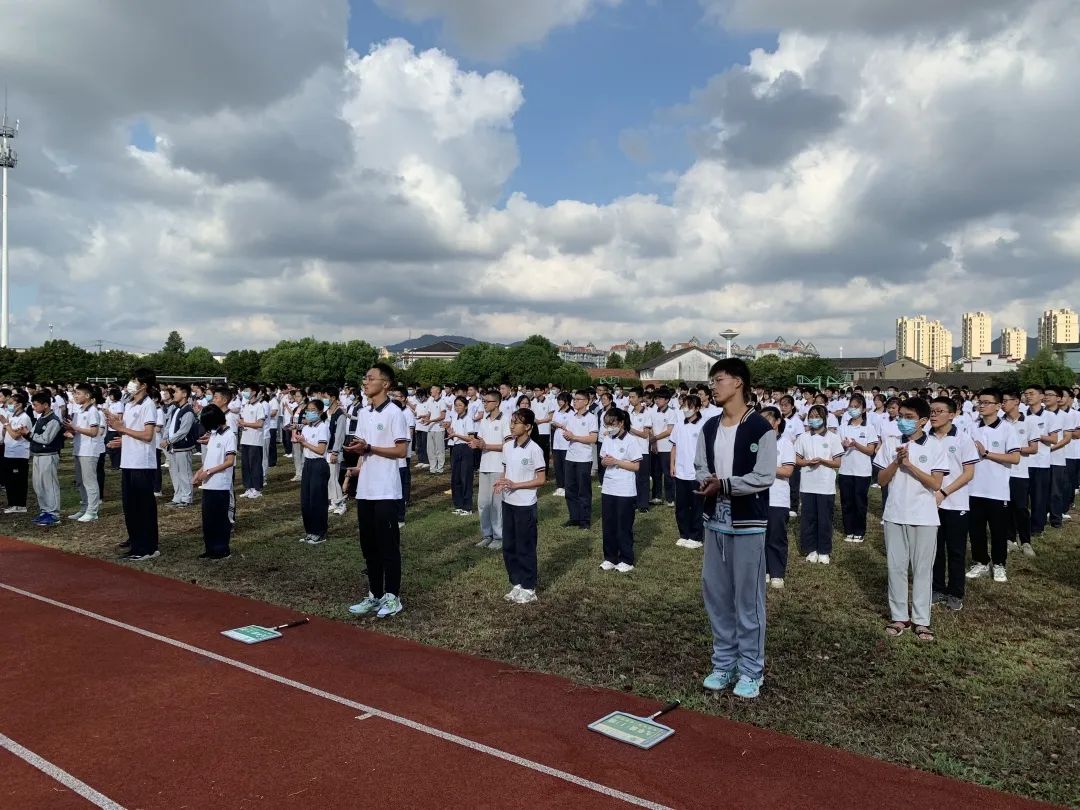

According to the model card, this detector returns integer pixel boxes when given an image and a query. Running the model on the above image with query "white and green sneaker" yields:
[377,593,403,618]
[703,667,738,691]
[504,584,522,602]
[348,593,381,615]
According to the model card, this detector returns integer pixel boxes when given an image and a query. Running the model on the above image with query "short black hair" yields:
[511,408,536,428]
[707,358,751,401]
[30,392,51,406]
[199,403,226,431]
[978,387,1003,404]
[930,396,956,414]
[900,397,930,420]
[603,407,630,431]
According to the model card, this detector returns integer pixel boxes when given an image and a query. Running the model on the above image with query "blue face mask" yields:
[807,418,824,430]
[241,391,251,401]
[321,398,331,407]
[847,407,862,418]
[897,418,919,436]
[304,411,318,423]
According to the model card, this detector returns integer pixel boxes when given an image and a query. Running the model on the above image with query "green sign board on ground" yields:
[221,625,283,644]
[588,711,675,749]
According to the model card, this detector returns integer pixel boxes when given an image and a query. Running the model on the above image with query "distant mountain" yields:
[880,336,1038,365]
[384,334,481,353]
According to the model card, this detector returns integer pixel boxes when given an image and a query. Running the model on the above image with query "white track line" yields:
[0,583,671,810]
[0,731,126,810]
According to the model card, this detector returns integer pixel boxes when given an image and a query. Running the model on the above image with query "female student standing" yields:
[760,407,795,588]
[1,393,32,513]
[549,392,572,497]
[838,394,879,543]
[779,395,804,516]
[106,369,160,561]
[294,399,330,544]
[495,408,546,604]
[794,404,844,564]
[192,405,236,560]
[670,394,704,548]
[599,408,642,572]
[238,384,265,499]
[447,396,477,515]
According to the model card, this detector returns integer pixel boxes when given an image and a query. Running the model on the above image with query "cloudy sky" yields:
[1,0,1077,356]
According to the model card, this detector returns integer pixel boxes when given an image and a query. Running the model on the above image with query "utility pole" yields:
[0,94,17,349]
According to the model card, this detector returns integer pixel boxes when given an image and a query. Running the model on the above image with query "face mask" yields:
[847,407,862,418]
[241,391,251,401]
[897,418,919,436]
[203,396,211,405]
[304,411,318,423]
[321,398,330,407]
[5,404,12,414]
[807,418,824,430]
[126,381,139,395]
[407,389,415,397]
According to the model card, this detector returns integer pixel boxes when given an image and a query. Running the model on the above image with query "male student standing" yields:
[1023,385,1052,538]
[64,383,104,522]
[471,391,511,550]
[1044,386,1072,529]
[965,389,1021,583]
[424,385,447,475]
[695,358,776,700]
[1061,388,1079,518]
[1002,390,1039,556]
[650,387,678,506]
[346,364,409,619]
[627,388,653,513]
[163,382,197,508]
[561,390,599,530]
[29,392,64,527]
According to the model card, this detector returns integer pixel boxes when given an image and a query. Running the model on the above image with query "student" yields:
[265,392,280,470]
[106,369,160,561]
[874,398,947,641]
[495,408,547,604]
[423,385,447,475]
[64,382,103,522]
[192,405,235,560]
[288,388,305,482]
[650,387,678,506]
[389,386,415,529]
[627,388,653,514]
[1044,386,1073,529]
[238,384,265,499]
[294,398,330,544]
[1062,388,1080,518]
[104,388,124,470]
[599,407,642,572]
[346,363,409,618]
[0,393,31,514]
[965,389,1021,583]
[670,393,704,548]
[838,394,879,543]
[29,392,64,527]
[549,392,571,497]
[1001,390,1039,557]
[472,390,511,549]
[412,388,431,469]
[531,384,552,469]
[759,407,795,589]
[794,404,844,564]
[323,387,348,516]
[163,382,197,508]
[695,358,776,700]
[926,397,978,612]
[561,390,599,530]
[447,395,477,515]
[1023,385,1052,537]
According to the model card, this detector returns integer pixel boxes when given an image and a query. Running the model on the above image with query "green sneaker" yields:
[377,593,403,618]
[348,593,381,616]
[703,668,738,691]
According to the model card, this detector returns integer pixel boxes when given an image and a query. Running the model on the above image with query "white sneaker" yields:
[770,577,785,589]
[77,513,98,522]
[1063,513,1072,521]
[4,506,26,514]
[870,483,880,489]
[153,492,162,498]
[239,490,251,499]
[843,535,854,542]
[850,535,864,543]
[992,565,1008,583]
[805,551,819,563]
[683,540,703,549]
[818,554,830,565]
[965,562,991,579]
[289,476,301,482]
[552,488,565,497]
[513,588,538,604]
[765,574,771,584]
[68,511,85,520]
[788,510,797,518]
[397,522,406,529]
[284,453,293,458]
[600,560,617,571]
[615,562,635,573]
[504,584,522,601]
[249,491,262,499]
[348,593,381,615]
[675,538,690,547]
[376,593,403,618]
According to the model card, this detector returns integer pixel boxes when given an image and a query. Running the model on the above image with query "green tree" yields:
[640,341,666,363]
[624,348,643,369]
[447,343,509,386]
[15,340,92,381]
[185,347,224,377]
[222,349,262,382]
[748,355,787,390]
[1016,348,1076,389]
[549,362,591,392]
[401,358,452,389]
[163,330,186,354]
[606,352,624,369]
[506,341,562,386]
[88,350,141,380]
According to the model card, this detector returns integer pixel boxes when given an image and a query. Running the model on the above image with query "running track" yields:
[0,537,1054,809]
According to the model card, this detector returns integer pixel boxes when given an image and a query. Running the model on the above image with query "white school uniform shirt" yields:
[201,428,237,491]
[599,432,642,498]
[838,420,879,478]
[239,402,264,446]
[301,421,330,460]
[501,438,546,507]
[968,418,1020,501]
[533,398,551,436]
[72,404,104,458]
[1025,407,1051,469]
[4,411,32,459]
[563,409,599,463]
[413,399,431,434]
[1067,409,1080,460]
[925,427,980,512]
[700,404,723,422]
[265,399,279,436]
[873,434,949,526]
[425,398,447,433]
[467,397,485,427]
[793,431,845,495]
[1005,414,1037,479]
[399,405,416,465]
[781,413,804,445]
[627,407,652,457]
[669,415,704,482]
[354,400,409,501]
[447,413,475,446]
[477,413,511,473]
[651,406,678,452]
[120,397,158,469]
[550,409,571,452]
[769,436,796,510]
[499,397,517,422]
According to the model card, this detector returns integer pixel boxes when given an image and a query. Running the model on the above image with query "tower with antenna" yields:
[0,98,17,349]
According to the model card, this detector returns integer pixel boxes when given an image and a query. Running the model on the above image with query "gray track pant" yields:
[167,450,193,504]
[75,456,101,516]
[884,521,937,627]
[478,471,504,541]
[702,528,766,681]
[32,454,61,517]
[427,430,446,473]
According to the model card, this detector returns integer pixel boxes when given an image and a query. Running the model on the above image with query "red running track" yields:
[0,537,1055,809]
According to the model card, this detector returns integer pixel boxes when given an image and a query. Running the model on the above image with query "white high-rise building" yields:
[1000,327,1027,361]
[1037,308,1079,349]
[962,312,992,361]
[896,315,953,371]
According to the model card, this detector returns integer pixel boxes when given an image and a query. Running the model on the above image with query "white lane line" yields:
[0,731,127,810]
[355,713,374,721]
[0,583,671,810]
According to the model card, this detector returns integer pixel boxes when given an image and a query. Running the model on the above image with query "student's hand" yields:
[343,441,363,454]
[601,454,618,468]
[64,431,74,439]
[934,489,946,506]
[329,452,339,463]
[694,476,722,497]
[193,470,206,485]
[561,428,573,441]
[198,433,211,445]
[105,411,121,428]
[974,440,986,457]
[841,438,853,449]
[107,438,121,450]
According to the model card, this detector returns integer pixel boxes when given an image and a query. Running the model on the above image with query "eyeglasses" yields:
[483,399,498,404]
[977,400,998,406]
[928,409,950,415]
[362,375,387,383]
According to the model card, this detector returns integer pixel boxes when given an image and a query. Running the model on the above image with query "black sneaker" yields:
[123,551,160,562]
[116,541,132,551]
[198,551,231,560]
[931,591,946,605]
[562,520,576,528]
[945,596,964,611]
[637,507,650,514]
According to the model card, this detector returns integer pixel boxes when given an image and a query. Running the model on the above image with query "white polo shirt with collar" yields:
[478,413,511,473]
[925,426,979,512]
[599,432,642,498]
[563,409,598,463]
[1005,413,1038,479]
[354,399,409,501]
[873,433,949,526]
[651,406,678,453]
[969,418,1021,501]
[838,420,879,478]
[501,438,546,507]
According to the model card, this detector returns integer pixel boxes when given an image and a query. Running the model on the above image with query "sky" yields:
[0,0,1078,357]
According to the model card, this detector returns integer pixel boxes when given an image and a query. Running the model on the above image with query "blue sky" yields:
[346,1,775,205]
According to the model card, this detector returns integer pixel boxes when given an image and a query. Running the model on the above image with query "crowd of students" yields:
[5,363,1078,699]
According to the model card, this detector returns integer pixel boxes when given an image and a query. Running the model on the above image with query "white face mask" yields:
[126,381,139,395]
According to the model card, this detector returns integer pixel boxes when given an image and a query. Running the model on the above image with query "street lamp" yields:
[719,328,739,359]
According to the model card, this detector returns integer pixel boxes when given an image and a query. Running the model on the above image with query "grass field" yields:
[7,455,1079,806]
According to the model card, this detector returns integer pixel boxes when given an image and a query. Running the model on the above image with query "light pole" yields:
[0,107,16,349]
[719,328,739,359]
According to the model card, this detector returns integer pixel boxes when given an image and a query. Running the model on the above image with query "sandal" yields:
[913,625,935,642]
[885,621,908,637]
